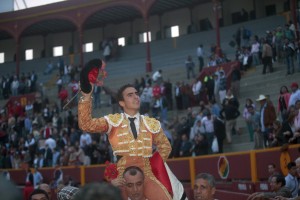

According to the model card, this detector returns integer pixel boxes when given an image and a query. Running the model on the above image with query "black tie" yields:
[129,117,138,139]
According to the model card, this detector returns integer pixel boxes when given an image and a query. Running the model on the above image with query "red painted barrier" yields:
[215,190,250,200]
[194,153,251,181]
[3,144,300,199]
[199,61,240,89]
[84,165,106,183]
[167,158,191,182]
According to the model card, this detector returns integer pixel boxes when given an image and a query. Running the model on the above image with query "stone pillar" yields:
[144,17,152,73]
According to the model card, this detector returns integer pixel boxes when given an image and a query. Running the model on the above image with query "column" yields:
[213,0,222,56]
[144,17,152,72]
[290,0,298,38]
[78,26,84,68]
[15,37,20,76]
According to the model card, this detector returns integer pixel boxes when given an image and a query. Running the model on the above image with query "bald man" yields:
[38,183,52,200]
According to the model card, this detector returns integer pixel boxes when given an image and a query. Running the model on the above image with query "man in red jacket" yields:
[58,86,68,110]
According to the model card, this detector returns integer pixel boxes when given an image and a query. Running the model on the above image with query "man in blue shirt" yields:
[285,162,299,198]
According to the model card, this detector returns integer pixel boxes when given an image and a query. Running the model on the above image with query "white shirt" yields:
[124,113,140,135]
[192,81,202,96]
[25,138,35,147]
[285,173,299,197]
[152,71,161,81]
[251,42,260,53]
[11,80,19,89]
[140,87,153,103]
[80,133,92,148]
[45,138,56,150]
[289,89,300,107]
[201,116,214,133]
[196,46,204,57]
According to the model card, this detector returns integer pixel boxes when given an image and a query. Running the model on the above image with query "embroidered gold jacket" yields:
[78,100,171,161]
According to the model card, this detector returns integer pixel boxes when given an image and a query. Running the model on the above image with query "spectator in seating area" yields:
[185,55,196,80]
[250,35,260,66]
[243,98,255,142]
[140,83,152,115]
[197,44,205,72]
[213,115,226,153]
[267,163,281,182]
[26,168,34,186]
[279,113,298,145]
[191,134,209,156]
[180,133,193,157]
[58,86,68,111]
[295,157,300,178]
[11,75,19,96]
[261,38,273,74]
[152,69,163,84]
[278,86,291,122]
[247,174,292,200]
[269,120,283,147]
[220,98,240,144]
[57,186,79,200]
[93,85,102,109]
[247,106,264,149]
[74,182,122,200]
[103,43,111,62]
[29,189,49,200]
[174,81,183,110]
[285,162,299,198]
[193,173,216,200]
[289,82,300,108]
[218,70,226,104]
[33,167,44,188]
[38,183,52,200]
[256,94,276,148]
[79,132,92,148]
[201,112,215,151]
[283,38,295,76]
[231,65,241,99]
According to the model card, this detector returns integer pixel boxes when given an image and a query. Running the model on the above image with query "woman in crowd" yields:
[277,86,291,121]
[243,98,255,142]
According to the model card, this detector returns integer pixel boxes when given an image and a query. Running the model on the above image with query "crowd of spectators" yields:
[0,19,300,174]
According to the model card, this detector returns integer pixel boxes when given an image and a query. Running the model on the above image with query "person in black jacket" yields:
[213,116,226,153]
[192,134,209,156]
[25,168,34,186]
[220,99,240,143]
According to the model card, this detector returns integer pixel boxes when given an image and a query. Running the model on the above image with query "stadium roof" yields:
[0,0,210,40]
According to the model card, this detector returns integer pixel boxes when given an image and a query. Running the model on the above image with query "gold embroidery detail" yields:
[106,113,123,127]
[142,116,161,133]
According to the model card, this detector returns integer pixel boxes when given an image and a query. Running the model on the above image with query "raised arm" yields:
[78,96,108,134]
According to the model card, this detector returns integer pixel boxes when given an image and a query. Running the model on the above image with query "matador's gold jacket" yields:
[78,99,172,171]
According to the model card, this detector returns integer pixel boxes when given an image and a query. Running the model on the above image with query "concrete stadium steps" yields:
[223,142,254,153]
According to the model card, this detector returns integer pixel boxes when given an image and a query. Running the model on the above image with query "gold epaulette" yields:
[142,115,161,134]
[104,113,123,127]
